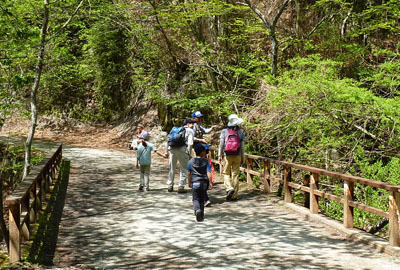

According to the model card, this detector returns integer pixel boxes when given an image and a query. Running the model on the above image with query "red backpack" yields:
[224,128,241,153]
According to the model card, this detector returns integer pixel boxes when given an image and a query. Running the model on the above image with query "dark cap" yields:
[183,118,195,125]
[194,143,206,155]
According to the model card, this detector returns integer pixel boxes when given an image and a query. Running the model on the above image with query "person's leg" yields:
[223,155,234,192]
[231,155,242,199]
[167,150,178,191]
[139,165,145,190]
[192,182,203,221]
[204,190,211,206]
[199,182,208,214]
[143,165,151,191]
[177,150,189,191]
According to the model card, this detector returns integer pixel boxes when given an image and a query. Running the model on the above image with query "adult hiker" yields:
[218,114,245,201]
[165,118,195,193]
[191,111,217,145]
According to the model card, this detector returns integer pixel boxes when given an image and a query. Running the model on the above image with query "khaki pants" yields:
[223,155,241,199]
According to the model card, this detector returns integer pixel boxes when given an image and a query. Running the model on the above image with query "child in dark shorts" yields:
[187,143,212,222]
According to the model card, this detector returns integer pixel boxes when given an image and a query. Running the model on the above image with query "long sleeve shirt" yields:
[218,128,245,157]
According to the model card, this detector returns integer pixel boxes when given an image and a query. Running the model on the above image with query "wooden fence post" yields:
[284,166,292,203]
[9,202,20,263]
[389,191,400,246]
[310,172,319,214]
[263,160,271,193]
[344,180,354,228]
[247,157,253,187]
[304,174,310,208]
[21,195,30,241]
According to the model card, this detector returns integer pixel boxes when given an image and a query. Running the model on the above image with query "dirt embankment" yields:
[0,111,166,152]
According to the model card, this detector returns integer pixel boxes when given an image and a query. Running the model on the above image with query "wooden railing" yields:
[208,148,400,247]
[5,144,63,263]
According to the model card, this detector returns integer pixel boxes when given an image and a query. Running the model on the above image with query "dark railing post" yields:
[344,180,354,228]
[389,191,400,246]
[263,160,271,193]
[304,174,310,208]
[21,195,30,241]
[284,165,292,203]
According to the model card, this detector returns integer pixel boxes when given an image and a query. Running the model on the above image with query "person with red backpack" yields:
[218,114,245,201]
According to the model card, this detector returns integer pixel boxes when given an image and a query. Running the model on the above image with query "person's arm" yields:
[187,160,192,188]
[218,129,226,163]
[239,130,246,164]
[203,125,218,134]
[206,161,212,190]
[136,147,141,168]
[187,171,192,188]
[156,151,168,158]
[186,129,194,155]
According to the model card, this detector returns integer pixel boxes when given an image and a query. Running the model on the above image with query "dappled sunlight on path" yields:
[49,146,400,270]
[1,137,399,269]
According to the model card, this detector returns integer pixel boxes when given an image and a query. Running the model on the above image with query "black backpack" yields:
[168,126,186,147]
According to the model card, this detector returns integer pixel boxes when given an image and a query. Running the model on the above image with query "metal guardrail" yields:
[5,144,62,263]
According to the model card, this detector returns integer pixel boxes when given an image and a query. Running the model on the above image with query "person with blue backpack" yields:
[218,114,245,201]
[165,118,195,193]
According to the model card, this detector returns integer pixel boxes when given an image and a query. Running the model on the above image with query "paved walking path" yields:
[2,137,400,269]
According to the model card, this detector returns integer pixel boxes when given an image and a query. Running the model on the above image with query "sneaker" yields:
[168,186,173,192]
[138,186,144,192]
[204,200,212,207]
[226,190,234,201]
[177,187,187,193]
[195,210,203,222]
[145,187,150,192]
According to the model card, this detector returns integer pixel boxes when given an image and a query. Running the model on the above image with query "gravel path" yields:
[2,137,400,269]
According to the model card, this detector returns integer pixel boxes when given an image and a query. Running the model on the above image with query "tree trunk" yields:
[23,0,49,179]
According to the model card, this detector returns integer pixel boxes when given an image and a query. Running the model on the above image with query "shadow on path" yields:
[28,160,70,265]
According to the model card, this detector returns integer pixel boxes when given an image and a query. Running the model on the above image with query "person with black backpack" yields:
[218,114,245,201]
[165,118,195,193]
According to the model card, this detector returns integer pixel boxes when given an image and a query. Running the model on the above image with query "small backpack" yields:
[224,128,241,153]
[168,126,186,147]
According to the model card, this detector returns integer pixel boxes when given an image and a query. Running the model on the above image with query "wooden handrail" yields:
[207,148,400,247]
[5,144,62,263]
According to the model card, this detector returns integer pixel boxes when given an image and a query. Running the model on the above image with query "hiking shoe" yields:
[226,190,234,201]
[204,200,212,207]
[177,187,187,193]
[195,210,203,222]
[168,186,173,192]
[139,186,144,192]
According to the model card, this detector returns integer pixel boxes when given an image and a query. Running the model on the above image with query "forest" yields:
[1,0,400,236]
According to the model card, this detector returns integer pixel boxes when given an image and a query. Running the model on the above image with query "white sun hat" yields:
[227,114,244,127]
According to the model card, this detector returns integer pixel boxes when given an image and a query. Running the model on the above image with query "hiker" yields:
[191,111,217,145]
[130,125,144,150]
[218,114,245,201]
[165,118,195,193]
[192,110,217,206]
[136,131,167,192]
[187,143,212,222]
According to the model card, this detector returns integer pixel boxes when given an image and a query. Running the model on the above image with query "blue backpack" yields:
[168,126,186,147]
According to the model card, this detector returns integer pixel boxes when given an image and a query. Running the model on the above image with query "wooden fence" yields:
[208,148,400,247]
[5,144,63,263]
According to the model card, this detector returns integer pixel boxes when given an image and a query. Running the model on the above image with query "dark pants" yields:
[192,181,208,213]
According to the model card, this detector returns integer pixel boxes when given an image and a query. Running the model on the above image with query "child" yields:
[136,130,166,192]
[187,143,212,222]
[204,144,215,207]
